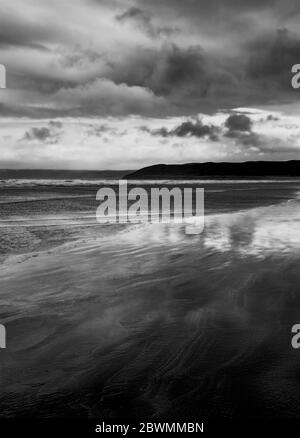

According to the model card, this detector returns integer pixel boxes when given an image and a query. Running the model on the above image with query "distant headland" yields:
[124,161,300,180]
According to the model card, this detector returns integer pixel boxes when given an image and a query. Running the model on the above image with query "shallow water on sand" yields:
[1,182,300,417]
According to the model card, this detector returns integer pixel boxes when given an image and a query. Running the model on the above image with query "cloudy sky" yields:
[0,0,300,169]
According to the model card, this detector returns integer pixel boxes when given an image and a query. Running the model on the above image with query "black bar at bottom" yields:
[0,419,298,435]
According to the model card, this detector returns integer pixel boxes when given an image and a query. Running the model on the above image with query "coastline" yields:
[0,179,299,266]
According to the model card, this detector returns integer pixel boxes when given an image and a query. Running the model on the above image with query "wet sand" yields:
[1,190,300,418]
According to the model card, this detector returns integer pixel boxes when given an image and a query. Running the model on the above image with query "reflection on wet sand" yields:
[1,197,300,417]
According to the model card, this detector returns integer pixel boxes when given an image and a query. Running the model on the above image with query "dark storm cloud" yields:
[146,45,210,97]
[110,0,300,114]
[110,43,225,111]
[149,114,260,147]
[224,113,259,146]
[225,114,252,132]
[247,29,300,90]
[172,120,214,137]
[23,122,62,143]
[1,0,300,118]
[24,127,52,141]
[267,114,279,121]
[136,0,295,22]
[116,7,177,38]
[222,113,288,154]
[149,119,219,139]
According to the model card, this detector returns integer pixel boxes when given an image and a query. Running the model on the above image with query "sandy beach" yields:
[0,180,300,417]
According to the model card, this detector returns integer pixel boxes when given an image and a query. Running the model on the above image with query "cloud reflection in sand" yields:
[107,197,300,259]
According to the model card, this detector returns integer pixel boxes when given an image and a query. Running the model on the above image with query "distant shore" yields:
[125,161,300,180]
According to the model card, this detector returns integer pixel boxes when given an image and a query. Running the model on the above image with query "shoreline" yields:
[1,183,300,271]
[1,181,300,267]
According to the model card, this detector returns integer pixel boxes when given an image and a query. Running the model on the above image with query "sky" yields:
[0,0,300,169]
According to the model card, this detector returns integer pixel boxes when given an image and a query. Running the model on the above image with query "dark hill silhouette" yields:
[125,161,300,179]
